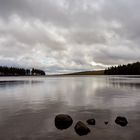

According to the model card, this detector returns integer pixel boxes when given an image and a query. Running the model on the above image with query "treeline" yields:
[0,66,45,76]
[31,68,45,76]
[104,62,140,75]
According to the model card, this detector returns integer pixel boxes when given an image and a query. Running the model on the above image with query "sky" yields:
[0,0,140,74]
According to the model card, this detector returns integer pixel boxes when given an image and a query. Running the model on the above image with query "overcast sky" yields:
[0,0,140,74]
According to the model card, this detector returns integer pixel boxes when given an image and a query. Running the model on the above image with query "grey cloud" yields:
[66,29,107,45]
[0,18,66,51]
[0,0,71,27]
[90,45,140,65]
[101,0,140,42]
[0,0,140,73]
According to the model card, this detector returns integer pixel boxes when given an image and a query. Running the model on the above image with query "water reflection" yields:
[0,76,139,140]
[0,80,43,88]
[108,76,140,89]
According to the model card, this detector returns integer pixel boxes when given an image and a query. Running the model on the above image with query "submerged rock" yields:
[74,121,90,136]
[104,121,109,125]
[55,114,73,130]
[86,119,96,125]
[115,116,128,127]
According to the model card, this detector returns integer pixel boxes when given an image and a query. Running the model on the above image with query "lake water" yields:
[0,76,140,140]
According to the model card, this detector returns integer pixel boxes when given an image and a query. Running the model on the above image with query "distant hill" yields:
[53,62,140,76]
[59,70,104,76]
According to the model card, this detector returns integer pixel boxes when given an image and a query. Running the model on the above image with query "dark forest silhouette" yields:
[104,62,140,75]
[0,66,45,76]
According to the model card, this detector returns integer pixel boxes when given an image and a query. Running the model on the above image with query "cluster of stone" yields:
[55,114,128,136]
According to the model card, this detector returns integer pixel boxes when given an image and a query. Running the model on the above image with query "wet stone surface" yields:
[55,114,73,130]
[74,121,90,136]
[104,121,109,125]
[86,119,96,125]
[115,116,128,127]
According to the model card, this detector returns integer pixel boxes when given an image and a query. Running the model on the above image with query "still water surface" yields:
[0,76,140,140]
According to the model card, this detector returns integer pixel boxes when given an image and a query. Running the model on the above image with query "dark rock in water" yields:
[87,119,96,125]
[115,116,128,127]
[74,121,90,136]
[104,121,109,125]
[55,114,73,130]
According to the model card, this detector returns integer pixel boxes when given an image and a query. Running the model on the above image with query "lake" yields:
[0,76,140,140]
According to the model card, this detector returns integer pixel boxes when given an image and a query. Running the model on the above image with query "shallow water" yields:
[0,76,140,140]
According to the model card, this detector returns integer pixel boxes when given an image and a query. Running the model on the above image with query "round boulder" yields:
[55,114,73,130]
[74,121,90,136]
[115,116,128,127]
[86,119,96,125]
